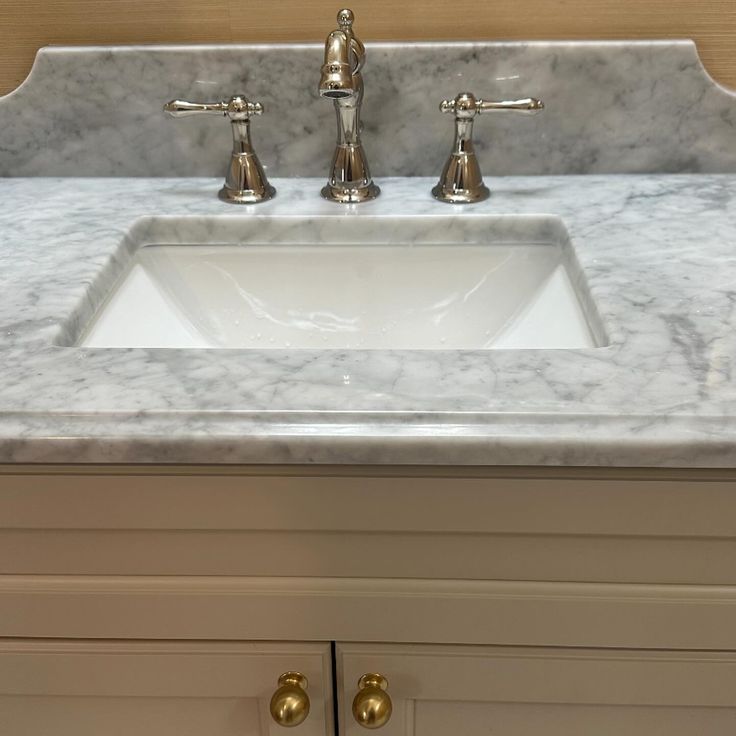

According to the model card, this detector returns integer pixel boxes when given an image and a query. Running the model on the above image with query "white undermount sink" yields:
[72,215,605,350]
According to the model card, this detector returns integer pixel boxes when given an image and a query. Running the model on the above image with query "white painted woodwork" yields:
[2,464,736,731]
[1,469,735,584]
[3,576,736,650]
[0,640,334,736]
[337,644,736,736]
[412,701,735,734]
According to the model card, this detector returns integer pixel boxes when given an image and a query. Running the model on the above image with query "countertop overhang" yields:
[1,174,735,466]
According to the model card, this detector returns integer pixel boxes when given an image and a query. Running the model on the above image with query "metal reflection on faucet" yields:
[432,91,544,204]
[163,95,275,204]
[318,8,380,203]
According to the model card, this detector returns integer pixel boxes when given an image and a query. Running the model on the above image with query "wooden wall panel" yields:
[0,1,735,95]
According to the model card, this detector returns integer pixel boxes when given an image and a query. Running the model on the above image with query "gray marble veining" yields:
[1,174,736,466]
[0,41,735,178]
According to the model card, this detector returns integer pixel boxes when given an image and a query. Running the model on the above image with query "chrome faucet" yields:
[432,92,544,204]
[318,8,380,203]
[163,95,275,204]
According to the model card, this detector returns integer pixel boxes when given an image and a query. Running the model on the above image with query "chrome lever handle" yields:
[477,97,544,114]
[432,91,544,205]
[162,94,273,204]
[164,100,229,117]
[164,96,264,120]
[439,92,544,118]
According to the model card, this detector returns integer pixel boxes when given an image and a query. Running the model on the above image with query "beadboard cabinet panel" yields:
[1,469,735,584]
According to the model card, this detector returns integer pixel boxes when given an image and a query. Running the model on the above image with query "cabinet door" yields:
[0,640,333,736]
[337,643,736,735]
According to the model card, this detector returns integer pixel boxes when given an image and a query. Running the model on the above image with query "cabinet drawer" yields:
[0,640,333,736]
[337,643,736,735]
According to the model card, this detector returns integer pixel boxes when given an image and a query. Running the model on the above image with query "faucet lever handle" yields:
[164,96,264,120]
[439,92,544,118]
[432,92,544,205]
[163,94,273,205]
[477,97,544,114]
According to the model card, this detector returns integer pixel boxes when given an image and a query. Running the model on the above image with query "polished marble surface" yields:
[1,174,735,466]
[0,41,735,178]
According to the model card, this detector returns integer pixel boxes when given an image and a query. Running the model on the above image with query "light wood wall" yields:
[1,1,735,96]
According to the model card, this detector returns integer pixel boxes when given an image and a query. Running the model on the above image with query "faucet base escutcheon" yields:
[219,183,276,205]
[219,146,276,204]
[320,182,380,204]
[431,150,490,204]
[431,182,491,205]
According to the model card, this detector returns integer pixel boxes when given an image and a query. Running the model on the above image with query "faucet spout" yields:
[318,8,379,203]
[319,30,354,99]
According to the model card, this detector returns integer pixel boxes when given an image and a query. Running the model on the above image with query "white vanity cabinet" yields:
[0,641,334,736]
[337,644,736,736]
[4,640,736,735]
[2,464,736,734]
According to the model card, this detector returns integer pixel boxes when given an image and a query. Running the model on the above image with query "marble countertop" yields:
[1,174,736,466]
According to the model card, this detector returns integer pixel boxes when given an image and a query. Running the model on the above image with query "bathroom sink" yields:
[72,215,604,350]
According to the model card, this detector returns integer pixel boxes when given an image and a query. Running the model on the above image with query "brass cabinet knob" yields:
[269,672,310,727]
[351,673,392,729]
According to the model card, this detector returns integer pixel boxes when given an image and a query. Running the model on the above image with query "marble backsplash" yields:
[0,40,735,178]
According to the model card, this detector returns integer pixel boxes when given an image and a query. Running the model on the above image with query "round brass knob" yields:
[269,672,310,727]
[352,673,392,729]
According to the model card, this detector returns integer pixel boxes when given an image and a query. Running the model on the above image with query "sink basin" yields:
[71,215,605,350]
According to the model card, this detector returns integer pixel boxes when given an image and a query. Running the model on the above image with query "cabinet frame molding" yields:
[3,575,736,650]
